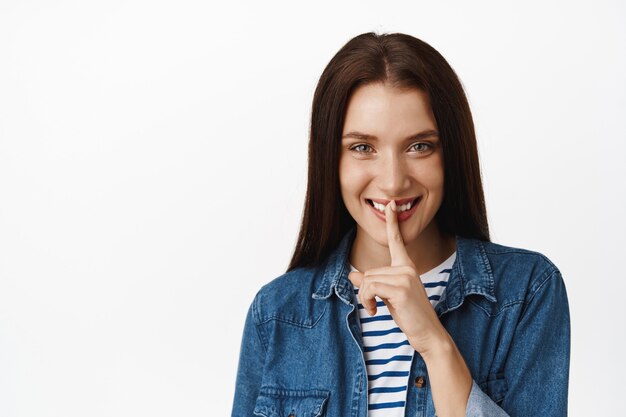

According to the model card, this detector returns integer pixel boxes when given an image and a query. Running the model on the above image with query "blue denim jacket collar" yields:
[311,225,497,316]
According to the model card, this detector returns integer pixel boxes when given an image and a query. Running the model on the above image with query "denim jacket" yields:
[231,226,570,417]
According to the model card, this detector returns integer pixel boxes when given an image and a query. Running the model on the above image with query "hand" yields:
[348,200,448,355]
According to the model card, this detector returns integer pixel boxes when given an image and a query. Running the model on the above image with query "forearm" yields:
[413,330,473,417]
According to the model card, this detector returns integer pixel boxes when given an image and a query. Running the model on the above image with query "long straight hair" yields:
[287,32,490,272]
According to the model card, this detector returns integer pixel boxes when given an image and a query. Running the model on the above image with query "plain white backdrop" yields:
[0,1,624,416]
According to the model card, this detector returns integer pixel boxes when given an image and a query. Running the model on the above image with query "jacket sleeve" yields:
[465,268,571,417]
[231,294,267,417]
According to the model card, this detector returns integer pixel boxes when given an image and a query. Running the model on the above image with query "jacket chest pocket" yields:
[253,387,330,417]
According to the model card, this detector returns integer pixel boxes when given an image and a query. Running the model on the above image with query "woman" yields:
[231,32,570,417]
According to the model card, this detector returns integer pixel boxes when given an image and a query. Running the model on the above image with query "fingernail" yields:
[390,200,397,212]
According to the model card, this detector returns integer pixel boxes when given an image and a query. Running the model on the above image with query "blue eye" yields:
[349,144,373,153]
[411,143,433,152]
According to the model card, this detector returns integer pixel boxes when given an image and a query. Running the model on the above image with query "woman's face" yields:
[339,82,445,248]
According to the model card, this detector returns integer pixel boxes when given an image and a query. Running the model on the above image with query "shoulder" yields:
[478,239,563,304]
[250,265,327,327]
[481,239,560,276]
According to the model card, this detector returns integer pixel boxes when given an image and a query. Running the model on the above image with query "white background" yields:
[1,1,624,416]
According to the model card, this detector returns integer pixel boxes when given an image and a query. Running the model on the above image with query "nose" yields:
[376,153,411,196]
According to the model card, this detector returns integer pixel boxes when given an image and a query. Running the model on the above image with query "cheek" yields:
[338,158,357,208]
[339,158,370,196]
[416,158,445,192]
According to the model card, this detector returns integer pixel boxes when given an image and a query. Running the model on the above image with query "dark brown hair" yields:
[286,32,490,272]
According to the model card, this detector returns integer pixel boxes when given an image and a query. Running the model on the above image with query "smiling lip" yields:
[368,197,418,206]
[366,196,421,223]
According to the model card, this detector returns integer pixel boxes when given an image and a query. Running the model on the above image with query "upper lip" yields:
[367,196,419,206]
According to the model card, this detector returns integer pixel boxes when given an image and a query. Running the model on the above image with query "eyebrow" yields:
[341,129,439,141]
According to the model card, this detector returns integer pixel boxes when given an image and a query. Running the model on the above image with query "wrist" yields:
[416,327,454,362]
[409,326,454,361]
[417,328,473,387]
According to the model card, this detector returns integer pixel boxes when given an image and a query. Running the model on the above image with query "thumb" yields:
[348,271,363,287]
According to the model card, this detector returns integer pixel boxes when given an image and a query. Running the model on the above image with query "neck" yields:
[348,221,456,275]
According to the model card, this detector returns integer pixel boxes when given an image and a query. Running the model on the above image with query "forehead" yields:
[342,83,436,135]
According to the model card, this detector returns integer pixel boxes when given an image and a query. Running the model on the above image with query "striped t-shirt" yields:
[349,251,456,416]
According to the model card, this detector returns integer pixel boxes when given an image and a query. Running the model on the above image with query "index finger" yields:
[385,200,414,267]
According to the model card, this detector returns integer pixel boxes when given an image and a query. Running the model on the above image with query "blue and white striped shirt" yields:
[350,251,456,417]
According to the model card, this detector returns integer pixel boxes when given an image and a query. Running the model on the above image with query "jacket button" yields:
[415,376,425,388]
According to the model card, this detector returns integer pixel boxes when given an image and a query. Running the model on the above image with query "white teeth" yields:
[372,201,385,212]
[371,200,413,213]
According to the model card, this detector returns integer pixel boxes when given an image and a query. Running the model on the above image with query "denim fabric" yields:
[231,225,570,417]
